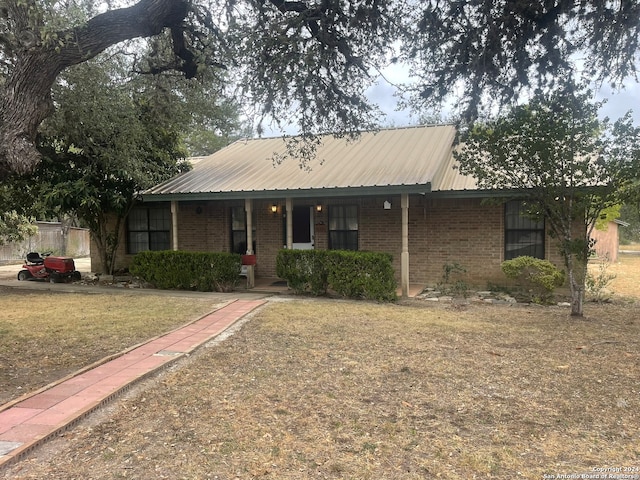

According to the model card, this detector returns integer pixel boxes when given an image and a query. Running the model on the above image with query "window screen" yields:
[504,201,545,260]
[127,207,171,254]
[329,205,358,251]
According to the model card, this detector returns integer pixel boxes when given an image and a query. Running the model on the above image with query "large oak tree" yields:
[2,0,640,179]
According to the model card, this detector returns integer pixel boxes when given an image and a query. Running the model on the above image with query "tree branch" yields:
[0,0,193,179]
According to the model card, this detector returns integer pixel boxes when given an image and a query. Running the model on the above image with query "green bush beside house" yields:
[130,251,241,292]
[276,250,397,302]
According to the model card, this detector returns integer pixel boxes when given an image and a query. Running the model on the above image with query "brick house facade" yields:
[92,126,572,295]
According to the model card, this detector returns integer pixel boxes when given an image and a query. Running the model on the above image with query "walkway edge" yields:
[0,299,237,415]
[0,298,266,471]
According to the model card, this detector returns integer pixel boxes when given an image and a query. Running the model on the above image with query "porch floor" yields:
[241,277,423,298]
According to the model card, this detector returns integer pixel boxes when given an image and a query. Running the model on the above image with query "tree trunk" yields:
[564,248,588,317]
[0,0,190,179]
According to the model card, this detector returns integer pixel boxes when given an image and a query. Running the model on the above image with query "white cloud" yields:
[596,81,640,124]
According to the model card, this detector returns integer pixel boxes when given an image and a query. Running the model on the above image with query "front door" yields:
[292,205,314,250]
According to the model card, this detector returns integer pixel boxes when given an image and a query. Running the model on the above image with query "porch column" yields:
[401,193,410,298]
[286,197,293,249]
[170,200,179,251]
[244,198,255,288]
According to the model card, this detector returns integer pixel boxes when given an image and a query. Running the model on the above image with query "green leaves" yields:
[455,85,640,316]
[0,210,37,245]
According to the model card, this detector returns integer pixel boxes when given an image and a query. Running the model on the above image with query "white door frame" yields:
[292,205,314,250]
[286,199,314,250]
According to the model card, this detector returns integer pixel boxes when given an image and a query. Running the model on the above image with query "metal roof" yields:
[143,125,477,201]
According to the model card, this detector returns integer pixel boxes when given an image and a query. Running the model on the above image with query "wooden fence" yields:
[0,222,90,264]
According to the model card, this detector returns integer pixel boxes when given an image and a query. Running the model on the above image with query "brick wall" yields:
[254,199,285,277]
[358,195,508,286]
[95,195,571,288]
[326,195,566,288]
[177,201,230,251]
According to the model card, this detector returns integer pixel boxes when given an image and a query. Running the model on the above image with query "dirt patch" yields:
[2,297,638,479]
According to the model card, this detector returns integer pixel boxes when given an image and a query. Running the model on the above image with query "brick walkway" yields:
[0,298,266,469]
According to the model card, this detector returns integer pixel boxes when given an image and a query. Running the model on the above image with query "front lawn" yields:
[0,289,219,405]
[3,297,638,479]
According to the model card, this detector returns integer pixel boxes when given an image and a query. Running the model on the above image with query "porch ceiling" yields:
[142,125,477,202]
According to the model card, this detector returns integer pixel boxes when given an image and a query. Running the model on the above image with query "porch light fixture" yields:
[271,204,278,214]
[316,204,322,212]
[383,200,392,210]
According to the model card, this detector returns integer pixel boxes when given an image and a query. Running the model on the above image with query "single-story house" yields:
[95,125,569,295]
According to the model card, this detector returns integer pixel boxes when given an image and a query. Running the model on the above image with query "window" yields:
[504,200,545,260]
[127,207,171,254]
[231,206,256,254]
[329,205,358,250]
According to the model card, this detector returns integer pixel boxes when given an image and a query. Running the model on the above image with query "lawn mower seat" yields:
[26,252,44,265]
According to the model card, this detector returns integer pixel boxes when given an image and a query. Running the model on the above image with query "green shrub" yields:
[276,249,397,302]
[501,256,565,303]
[327,251,397,302]
[275,250,329,295]
[130,250,241,292]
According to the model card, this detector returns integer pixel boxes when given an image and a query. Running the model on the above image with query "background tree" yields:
[401,1,640,119]
[619,203,640,245]
[455,87,640,317]
[21,49,241,274]
[0,207,37,245]
[3,1,640,178]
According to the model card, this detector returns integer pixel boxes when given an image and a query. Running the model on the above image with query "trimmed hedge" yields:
[275,250,329,296]
[130,250,242,292]
[276,249,397,302]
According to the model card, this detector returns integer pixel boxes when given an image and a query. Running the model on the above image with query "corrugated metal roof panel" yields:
[144,125,478,197]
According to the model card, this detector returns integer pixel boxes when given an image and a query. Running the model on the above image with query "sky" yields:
[263,72,640,137]
[365,67,640,129]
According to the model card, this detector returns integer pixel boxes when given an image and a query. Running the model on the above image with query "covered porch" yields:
[164,191,417,297]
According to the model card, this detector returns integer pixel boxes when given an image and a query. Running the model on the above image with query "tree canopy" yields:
[454,87,640,316]
[2,0,640,178]
[13,47,239,273]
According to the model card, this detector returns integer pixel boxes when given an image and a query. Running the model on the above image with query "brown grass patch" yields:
[3,297,639,479]
[0,289,220,404]
[607,253,640,300]
[2,254,639,479]
[620,243,640,251]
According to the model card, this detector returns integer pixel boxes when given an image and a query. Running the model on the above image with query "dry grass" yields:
[3,300,639,479]
[597,252,640,300]
[0,289,220,405]
[1,255,639,479]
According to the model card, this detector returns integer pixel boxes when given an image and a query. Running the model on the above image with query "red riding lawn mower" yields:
[17,252,82,283]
